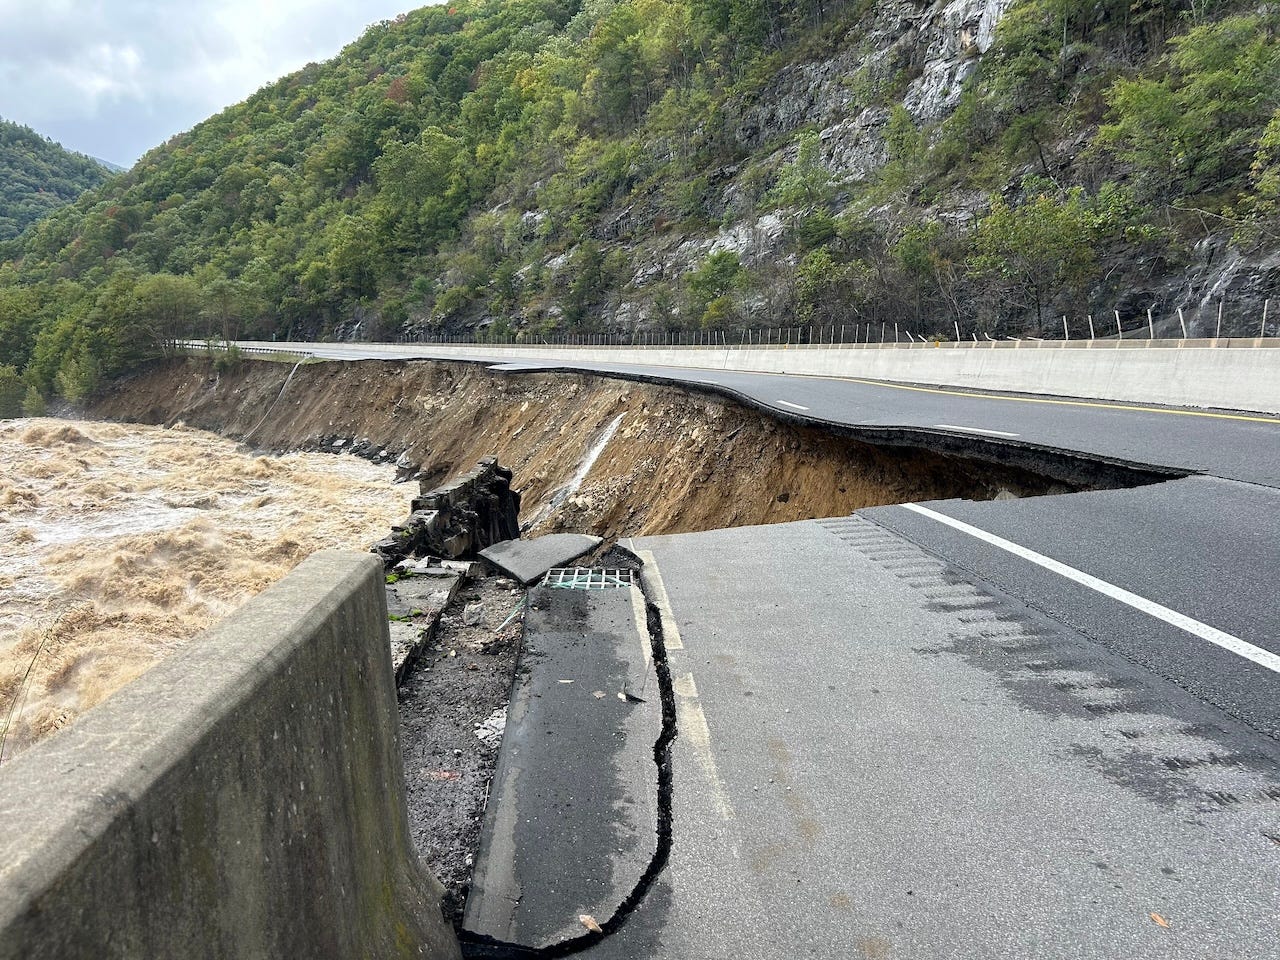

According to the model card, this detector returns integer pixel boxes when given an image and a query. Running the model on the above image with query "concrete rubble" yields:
[373,457,521,568]
[386,571,464,684]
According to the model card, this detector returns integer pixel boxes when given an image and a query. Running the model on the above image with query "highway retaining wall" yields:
[243,339,1278,414]
[0,551,461,960]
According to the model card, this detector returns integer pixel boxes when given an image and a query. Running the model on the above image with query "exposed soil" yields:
[397,573,526,925]
[94,357,1079,541]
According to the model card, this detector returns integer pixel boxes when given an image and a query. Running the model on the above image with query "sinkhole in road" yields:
[96,357,1177,543]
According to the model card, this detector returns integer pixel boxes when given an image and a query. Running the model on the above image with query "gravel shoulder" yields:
[397,573,526,926]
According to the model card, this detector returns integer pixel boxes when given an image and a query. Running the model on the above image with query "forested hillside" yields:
[1,0,1278,405]
[0,120,112,241]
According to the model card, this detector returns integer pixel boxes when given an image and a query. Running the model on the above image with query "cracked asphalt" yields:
[238,342,1280,957]
[592,521,1280,959]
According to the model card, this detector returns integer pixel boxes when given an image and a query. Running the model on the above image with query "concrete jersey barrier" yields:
[203,339,1280,415]
[0,551,461,960]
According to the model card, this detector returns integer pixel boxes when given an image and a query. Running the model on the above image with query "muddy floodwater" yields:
[0,418,405,762]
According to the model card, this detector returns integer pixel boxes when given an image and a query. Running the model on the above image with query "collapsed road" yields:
[94,347,1279,958]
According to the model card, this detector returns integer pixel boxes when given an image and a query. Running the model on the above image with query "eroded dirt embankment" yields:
[95,357,1072,539]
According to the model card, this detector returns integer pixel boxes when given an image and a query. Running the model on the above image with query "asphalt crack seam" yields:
[458,550,678,959]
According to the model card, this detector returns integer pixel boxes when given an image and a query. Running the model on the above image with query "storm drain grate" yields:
[543,568,635,590]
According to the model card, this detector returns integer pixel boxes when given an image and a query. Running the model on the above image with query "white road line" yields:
[933,423,1021,438]
[630,583,651,670]
[903,504,1280,675]
[775,399,810,411]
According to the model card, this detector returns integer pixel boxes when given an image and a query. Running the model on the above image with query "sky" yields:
[0,1,425,167]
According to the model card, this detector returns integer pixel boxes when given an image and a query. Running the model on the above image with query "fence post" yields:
[1062,315,1069,341]
[1216,300,1223,339]
[954,320,962,342]
[1087,314,1095,339]
[1115,309,1122,340]
[1262,299,1270,337]
[1178,308,1187,339]
[1147,307,1154,339]
[894,322,899,343]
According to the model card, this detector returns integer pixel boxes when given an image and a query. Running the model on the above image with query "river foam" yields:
[0,418,405,762]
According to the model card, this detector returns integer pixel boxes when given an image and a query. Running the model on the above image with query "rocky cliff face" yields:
[903,0,1016,121]
[495,0,1276,340]
[529,0,1022,331]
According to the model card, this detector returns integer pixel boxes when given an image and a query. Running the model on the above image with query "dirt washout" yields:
[96,357,1077,539]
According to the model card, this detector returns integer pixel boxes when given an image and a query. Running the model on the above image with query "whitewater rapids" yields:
[0,418,405,762]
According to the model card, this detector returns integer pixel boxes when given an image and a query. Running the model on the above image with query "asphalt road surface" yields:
[232,341,1279,957]
[596,521,1280,958]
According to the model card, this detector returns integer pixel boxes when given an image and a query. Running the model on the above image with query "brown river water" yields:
[0,418,406,762]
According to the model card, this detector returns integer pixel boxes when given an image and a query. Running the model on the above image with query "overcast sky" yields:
[0,1,425,167]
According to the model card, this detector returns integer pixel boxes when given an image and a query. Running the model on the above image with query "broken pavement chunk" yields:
[479,533,604,585]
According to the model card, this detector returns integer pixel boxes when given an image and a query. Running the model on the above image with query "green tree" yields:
[684,250,748,325]
[971,189,1096,328]
[561,240,611,328]
[135,273,202,348]
[793,248,874,324]
[0,285,39,369]
[54,347,99,402]
[769,130,833,210]
[198,272,255,341]
[21,384,46,417]
[878,105,925,196]
[0,364,23,417]
[1236,109,1280,246]
[893,221,968,326]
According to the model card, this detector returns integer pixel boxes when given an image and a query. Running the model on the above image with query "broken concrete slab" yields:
[389,619,438,685]
[387,573,462,619]
[479,534,604,585]
[374,458,521,568]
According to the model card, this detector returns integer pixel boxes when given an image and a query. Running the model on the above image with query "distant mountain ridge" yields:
[91,157,128,174]
[0,118,113,241]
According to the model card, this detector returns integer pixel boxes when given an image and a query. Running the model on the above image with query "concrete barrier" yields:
[0,551,461,960]
[216,339,1278,415]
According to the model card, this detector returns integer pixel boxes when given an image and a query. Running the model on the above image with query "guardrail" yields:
[181,336,1279,354]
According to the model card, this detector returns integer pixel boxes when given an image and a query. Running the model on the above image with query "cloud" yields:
[0,0,420,166]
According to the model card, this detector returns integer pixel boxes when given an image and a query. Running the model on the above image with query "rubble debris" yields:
[475,707,507,745]
[397,572,525,927]
[374,457,521,568]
